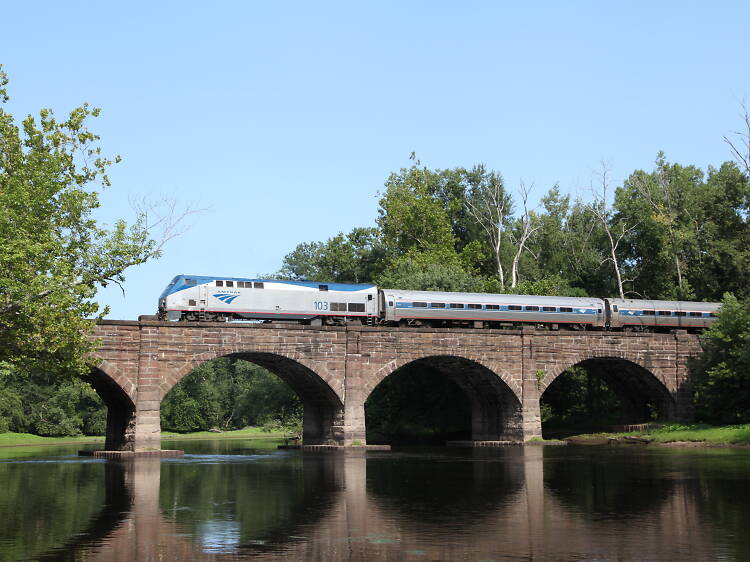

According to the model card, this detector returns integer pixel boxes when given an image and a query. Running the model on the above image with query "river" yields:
[1,439,749,560]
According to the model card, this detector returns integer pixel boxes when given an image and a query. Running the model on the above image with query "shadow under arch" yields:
[540,356,677,426]
[166,352,345,445]
[85,366,137,451]
[367,448,526,526]
[366,355,524,442]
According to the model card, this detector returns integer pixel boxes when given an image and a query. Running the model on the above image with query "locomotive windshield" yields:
[158,276,180,300]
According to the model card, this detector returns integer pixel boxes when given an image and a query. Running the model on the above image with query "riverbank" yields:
[565,423,750,447]
[0,427,286,448]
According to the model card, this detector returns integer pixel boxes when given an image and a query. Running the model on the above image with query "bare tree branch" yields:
[724,100,750,177]
[0,197,204,319]
[465,175,512,289]
[509,180,540,288]
[589,162,635,299]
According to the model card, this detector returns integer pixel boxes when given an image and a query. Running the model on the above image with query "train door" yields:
[198,283,208,313]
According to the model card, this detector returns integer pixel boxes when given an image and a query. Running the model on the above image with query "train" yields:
[157,274,721,332]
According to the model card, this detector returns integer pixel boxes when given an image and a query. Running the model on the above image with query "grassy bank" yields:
[161,427,286,441]
[0,432,105,447]
[566,423,750,446]
[0,427,286,448]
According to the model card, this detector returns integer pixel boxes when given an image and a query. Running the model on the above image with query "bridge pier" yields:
[132,325,163,451]
[343,389,367,446]
[521,326,543,440]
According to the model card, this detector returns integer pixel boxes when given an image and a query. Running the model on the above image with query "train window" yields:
[216,280,224,287]
[543,306,556,312]
[675,311,687,317]
[559,307,573,313]
[189,299,196,306]
[431,303,446,308]
[254,282,264,289]
[185,278,197,286]
[524,306,539,311]
[319,285,328,291]
[450,303,464,309]
[226,281,234,287]
[508,305,522,311]
[643,310,656,316]
[237,282,245,288]
[612,305,619,312]
[388,301,394,307]
[657,310,671,316]
[413,302,427,308]
[485,304,500,310]
[689,312,702,317]
[331,303,347,312]
[348,303,365,312]
[709,313,717,317]
[368,294,373,301]
[468,304,482,310]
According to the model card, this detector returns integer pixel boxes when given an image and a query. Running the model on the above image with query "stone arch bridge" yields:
[89,320,703,451]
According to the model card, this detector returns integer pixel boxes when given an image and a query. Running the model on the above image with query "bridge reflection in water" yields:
[24,445,748,561]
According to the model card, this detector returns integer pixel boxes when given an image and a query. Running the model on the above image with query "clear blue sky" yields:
[3,1,749,319]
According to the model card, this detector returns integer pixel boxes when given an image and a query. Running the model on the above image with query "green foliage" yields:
[693,294,750,424]
[377,164,459,260]
[541,367,624,431]
[0,362,106,436]
[507,275,588,297]
[375,258,487,293]
[160,358,302,433]
[535,370,546,389]
[280,227,385,283]
[616,154,749,301]
[0,65,160,376]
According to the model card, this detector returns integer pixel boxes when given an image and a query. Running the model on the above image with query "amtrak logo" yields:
[213,293,240,304]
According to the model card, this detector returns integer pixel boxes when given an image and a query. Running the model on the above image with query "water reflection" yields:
[2,442,750,560]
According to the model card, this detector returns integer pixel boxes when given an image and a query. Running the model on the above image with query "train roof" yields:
[608,298,721,310]
[159,274,376,299]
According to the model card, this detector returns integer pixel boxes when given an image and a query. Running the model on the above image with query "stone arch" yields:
[364,353,522,403]
[162,349,345,445]
[364,354,524,442]
[92,360,137,404]
[539,352,677,423]
[85,363,137,451]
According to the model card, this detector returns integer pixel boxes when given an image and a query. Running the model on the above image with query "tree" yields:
[589,163,636,299]
[683,163,750,301]
[464,168,513,288]
[279,227,384,283]
[616,154,703,299]
[377,162,459,264]
[692,294,750,424]
[375,259,487,293]
[160,358,301,433]
[508,181,540,288]
[0,66,177,375]
[724,102,750,178]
